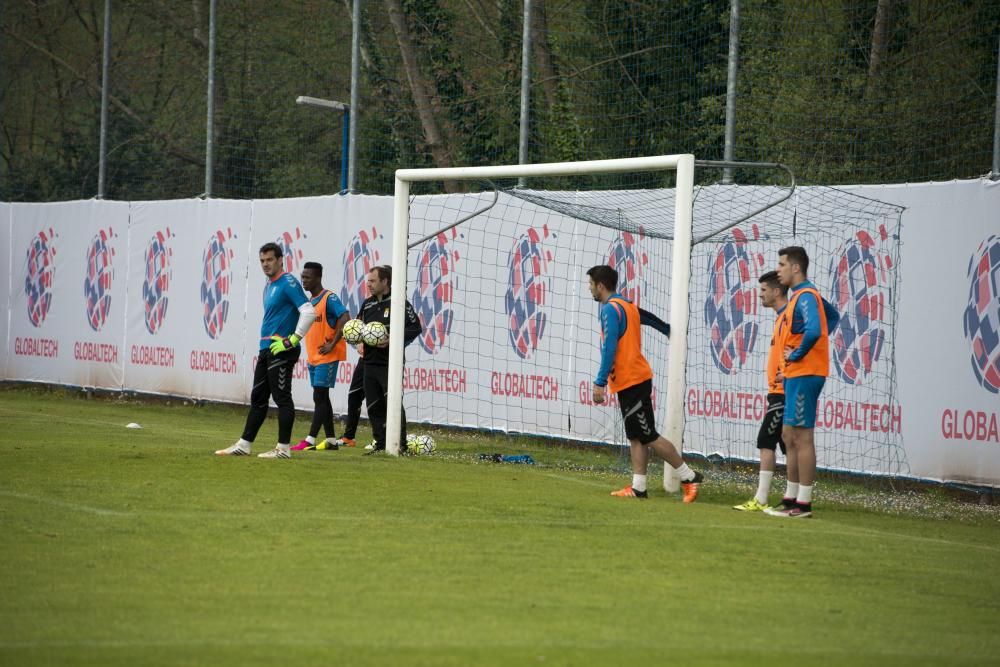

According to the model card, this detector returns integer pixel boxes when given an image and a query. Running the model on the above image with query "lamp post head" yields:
[295,96,349,112]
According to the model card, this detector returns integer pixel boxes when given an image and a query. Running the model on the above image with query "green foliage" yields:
[1,0,998,200]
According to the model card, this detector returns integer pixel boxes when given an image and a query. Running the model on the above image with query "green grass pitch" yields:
[1,385,998,666]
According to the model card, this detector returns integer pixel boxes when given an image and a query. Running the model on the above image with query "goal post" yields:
[386,154,695,490]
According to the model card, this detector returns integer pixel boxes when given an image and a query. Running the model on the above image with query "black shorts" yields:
[757,393,786,454]
[617,379,659,445]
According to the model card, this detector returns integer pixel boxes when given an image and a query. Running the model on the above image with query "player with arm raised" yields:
[291,262,350,451]
[586,265,703,501]
[734,270,789,511]
[215,242,316,459]
[359,265,422,454]
[765,246,840,518]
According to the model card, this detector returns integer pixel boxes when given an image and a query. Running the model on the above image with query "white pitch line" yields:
[0,489,131,517]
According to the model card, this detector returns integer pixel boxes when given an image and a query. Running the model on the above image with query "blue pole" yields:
[341,109,350,192]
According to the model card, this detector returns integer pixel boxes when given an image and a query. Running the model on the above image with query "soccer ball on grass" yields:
[406,434,436,455]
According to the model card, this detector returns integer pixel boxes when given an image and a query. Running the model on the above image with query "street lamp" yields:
[296,95,351,193]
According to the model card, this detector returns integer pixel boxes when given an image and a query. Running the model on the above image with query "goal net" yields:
[385,156,907,485]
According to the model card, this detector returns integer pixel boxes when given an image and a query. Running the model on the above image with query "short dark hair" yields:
[759,270,788,295]
[778,245,809,276]
[303,261,323,275]
[369,265,391,283]
[586,265,618,292]
[259,242,283,259]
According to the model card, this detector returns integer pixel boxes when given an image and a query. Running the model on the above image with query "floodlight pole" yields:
[97,0,111,198]
[295,96,351,192]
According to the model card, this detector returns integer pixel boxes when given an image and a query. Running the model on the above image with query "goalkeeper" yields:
[586,265,704,501]
[215,242,316,459]
[359,265,422,454]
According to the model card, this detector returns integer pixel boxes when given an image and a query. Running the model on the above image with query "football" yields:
[362,321,389,347]
[342,318,365,345]
[407,433,436,455]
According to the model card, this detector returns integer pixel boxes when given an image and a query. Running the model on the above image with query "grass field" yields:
[1,384,999,667]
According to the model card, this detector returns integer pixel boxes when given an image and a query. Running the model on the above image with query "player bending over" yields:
[586,265,703,501]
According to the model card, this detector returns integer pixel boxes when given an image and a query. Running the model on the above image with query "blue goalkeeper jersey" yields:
[259,272,309,349]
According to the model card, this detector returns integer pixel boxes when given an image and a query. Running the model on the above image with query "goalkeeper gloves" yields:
[269,333,301,354]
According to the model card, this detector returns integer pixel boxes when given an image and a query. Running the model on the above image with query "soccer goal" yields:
[386,155,693,482]
[383,155,906,487]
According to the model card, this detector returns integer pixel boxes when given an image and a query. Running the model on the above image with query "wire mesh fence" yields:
[2,0,999,202]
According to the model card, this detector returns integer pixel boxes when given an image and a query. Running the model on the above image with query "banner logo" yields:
[200,228,235,339]
[505,226,553,359]
[83,227,116,331]
[24,228,57,327]
[829,227,894,385]
[413,229,460,354]
[340,228,382,316]
[277,227,306,275]
[142,228,174,335]
[963,234,1000,394]
[705,227,763,374]
[608,229,648,306]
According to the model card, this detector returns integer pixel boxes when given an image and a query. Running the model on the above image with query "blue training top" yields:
[259,272,310,349]
[786,280,841,362]
[312,290,348,321]
[594,293,671,387]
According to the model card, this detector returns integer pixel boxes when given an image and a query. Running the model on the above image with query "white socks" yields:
[236,438,252,451]
[784,481,799,501]
[305,435,316,445]
[675,463,696,482]
[797,484,813,506]
[755,471,774,505]
[632,474,647,493]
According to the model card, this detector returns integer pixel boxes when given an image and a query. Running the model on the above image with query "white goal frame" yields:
[387,155,695,492]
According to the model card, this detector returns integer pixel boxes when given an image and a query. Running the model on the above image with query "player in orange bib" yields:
[764,246,840,518]
[586,265,704,502]
[733,270,789,511]
[291,262,350,451]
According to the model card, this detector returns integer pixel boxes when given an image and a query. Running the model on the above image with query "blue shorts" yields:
[783,376,826,428]
[308,361,340,388]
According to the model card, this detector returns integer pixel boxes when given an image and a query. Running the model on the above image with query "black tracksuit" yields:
[360,293,422,449]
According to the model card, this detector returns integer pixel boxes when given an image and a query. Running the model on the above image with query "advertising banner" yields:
[125,199,253,402]
[8,200,129,389]
[2,181,998,485]
[0,203,10,378]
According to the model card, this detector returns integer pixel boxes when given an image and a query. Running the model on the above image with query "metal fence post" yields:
[97,0,111,198]
[204,0,217,197]
[348,0,361,192]
[992,33,999,180]
[517,0,532,188]
[723,0,740,184]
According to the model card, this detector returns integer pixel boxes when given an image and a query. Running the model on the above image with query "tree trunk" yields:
[866,0,892,99]
[384,0,459,191]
